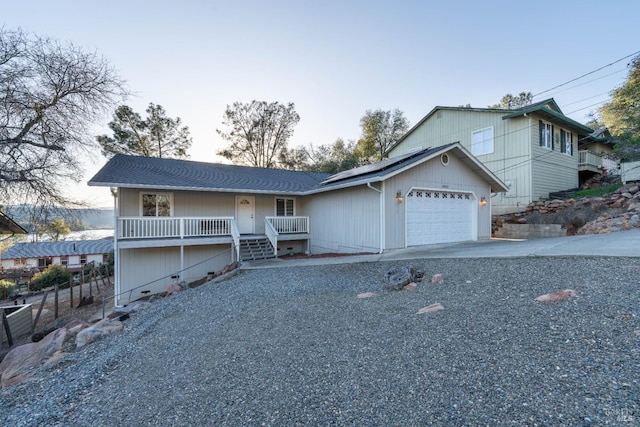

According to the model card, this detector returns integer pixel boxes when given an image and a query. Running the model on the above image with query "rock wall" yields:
[493,183,640,237]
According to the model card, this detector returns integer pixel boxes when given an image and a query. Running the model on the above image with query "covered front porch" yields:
[116,216,310,261]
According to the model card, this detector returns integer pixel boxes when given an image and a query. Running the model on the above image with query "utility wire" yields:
[533,50,640,98]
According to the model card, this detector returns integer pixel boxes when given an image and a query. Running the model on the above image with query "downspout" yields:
[367,182,384,254]
[111,187,121,307]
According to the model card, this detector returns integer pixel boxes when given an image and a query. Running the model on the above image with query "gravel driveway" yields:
[2,257,639,426]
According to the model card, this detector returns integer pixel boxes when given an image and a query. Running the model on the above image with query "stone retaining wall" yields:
[493,224,566,239]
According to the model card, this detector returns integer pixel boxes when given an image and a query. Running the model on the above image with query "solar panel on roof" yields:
[322,150,424,184]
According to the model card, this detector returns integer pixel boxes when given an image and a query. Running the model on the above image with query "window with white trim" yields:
[560,129,573,155]
[539,121,554,150]
[275,198,295,216]
[471,127,494,155]
[80,255,87,265]
[141,193,172,217]
[61,256,68,266]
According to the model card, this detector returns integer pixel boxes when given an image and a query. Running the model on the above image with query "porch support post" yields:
[180,245,184,281]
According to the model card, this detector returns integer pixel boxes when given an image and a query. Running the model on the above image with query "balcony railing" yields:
[265,216,309,234]
[118,217,235,239]
[578,150,603,170]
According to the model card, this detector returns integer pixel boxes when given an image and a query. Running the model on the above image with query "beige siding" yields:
[117,244,231,305]
[305,187,380,254]
[383,153,492,248]
[531,117,578,201]
[389,110,533,215]
[118,188,307,235]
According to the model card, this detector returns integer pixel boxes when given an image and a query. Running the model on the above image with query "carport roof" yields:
[0,239,113,260]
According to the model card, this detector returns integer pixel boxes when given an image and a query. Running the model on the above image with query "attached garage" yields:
[406,189,476,246]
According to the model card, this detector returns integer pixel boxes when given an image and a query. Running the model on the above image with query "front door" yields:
[236,196,255,234]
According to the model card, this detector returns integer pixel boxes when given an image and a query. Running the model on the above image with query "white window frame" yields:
[275,197,295,217]
[561,129,573,155]
[540,122,553,150]
[471,126,494,156]
[140,192,174,217]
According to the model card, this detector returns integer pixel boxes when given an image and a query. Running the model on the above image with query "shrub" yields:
[0,279,16,299]
[30,264,72,292]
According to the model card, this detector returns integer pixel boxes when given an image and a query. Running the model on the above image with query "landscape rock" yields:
[75,318,123,348]
[0,327,72,387]
[166,282,183,295]
[431,274,443,284]
[416,303,445,314]
[385,266,424,291]
[403,283,417,290]
[357,292,377,299]
[534,289,579,303]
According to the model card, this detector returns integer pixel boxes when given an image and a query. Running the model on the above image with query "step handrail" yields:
[264,220,279,259]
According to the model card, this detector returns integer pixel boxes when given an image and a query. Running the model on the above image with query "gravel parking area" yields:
[1,257,639,426]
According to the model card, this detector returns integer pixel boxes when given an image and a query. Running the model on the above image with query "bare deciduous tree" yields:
[0,28,127,208]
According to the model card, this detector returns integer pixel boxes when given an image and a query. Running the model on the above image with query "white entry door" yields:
[406,189,474,246]
[236,196,255,234]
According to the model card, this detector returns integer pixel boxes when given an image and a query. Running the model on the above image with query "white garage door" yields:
[406,189,475,246]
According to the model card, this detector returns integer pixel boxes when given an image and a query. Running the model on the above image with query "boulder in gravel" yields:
[166,282,184,295]
[75,318,123,348]
[416,303,444,314]
[534,289,579,303]
[0,327,71,387]
[386,267,412,290]
[403,282,417,290]
[431,274,443,284]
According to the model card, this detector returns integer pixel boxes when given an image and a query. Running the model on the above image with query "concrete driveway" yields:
[242,228,640,269]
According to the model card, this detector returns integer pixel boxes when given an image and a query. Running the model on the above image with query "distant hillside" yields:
[4,206,114,230]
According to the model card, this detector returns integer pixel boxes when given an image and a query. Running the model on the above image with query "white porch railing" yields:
[118,217,235,239]
[265,216,309,234]
[264,219,278,257]
[578,150,603,169]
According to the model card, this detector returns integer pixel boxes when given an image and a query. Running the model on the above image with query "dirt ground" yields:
[1,276,113,357]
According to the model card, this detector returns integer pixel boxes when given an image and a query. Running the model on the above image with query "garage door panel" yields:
[406,190,474,246]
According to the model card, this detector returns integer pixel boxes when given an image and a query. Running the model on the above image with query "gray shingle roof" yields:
[89,155,331,193]
[88,144,508,195]
[1,239,113,260]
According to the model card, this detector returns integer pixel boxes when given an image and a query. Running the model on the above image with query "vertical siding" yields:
[530,116,578,200]
[305,187,380,253]
[117,244,231,305]
[384,153,492,248]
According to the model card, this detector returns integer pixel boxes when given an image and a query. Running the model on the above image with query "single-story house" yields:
[385,99,600,214]
[89,143,508,306]
[0,239,113,271]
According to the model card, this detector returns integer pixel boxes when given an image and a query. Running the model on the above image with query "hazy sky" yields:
[3,0,639,207]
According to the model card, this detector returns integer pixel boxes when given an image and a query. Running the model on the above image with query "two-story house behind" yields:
[386,99,594,214]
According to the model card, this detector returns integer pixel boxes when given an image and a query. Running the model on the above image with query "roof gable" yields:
[320,143,508,193]
[501,98,593,134]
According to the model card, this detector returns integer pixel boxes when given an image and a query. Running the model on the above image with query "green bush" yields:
[30,264,72,292]
[0,279,16,299]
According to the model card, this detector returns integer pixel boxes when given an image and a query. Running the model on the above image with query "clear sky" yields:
[3,0,639,207]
